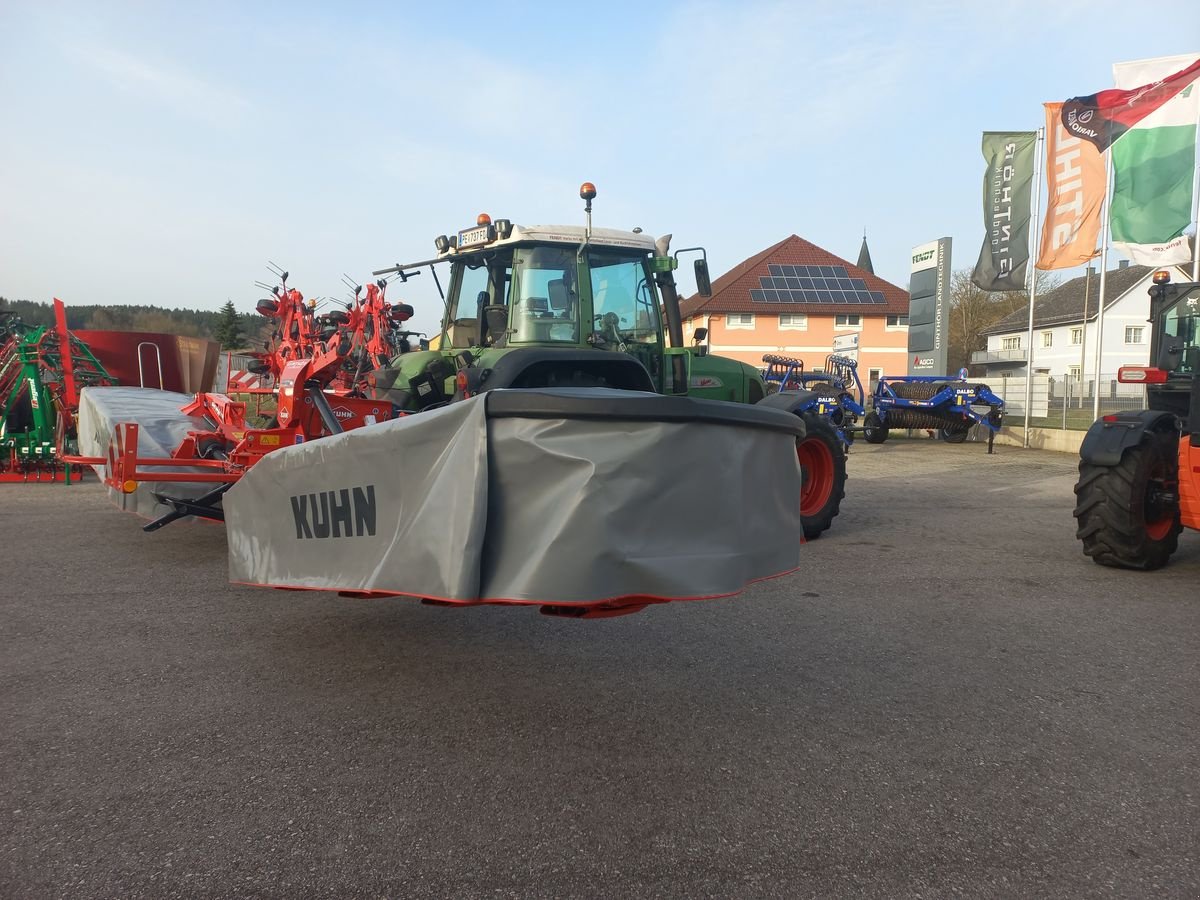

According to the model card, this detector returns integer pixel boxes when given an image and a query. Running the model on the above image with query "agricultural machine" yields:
[74,183,840,616]
[861,373,1005,452]
[245,266,423,396]
[1074,271,1200,570]
[365,183,845,539]
[1,299,115,482]
[761,353,866,449]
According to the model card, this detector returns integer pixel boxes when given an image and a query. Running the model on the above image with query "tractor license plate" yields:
[457,225,493,248]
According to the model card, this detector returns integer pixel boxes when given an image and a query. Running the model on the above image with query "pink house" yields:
[680,235,911,388]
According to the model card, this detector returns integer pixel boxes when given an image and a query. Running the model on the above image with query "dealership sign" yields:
[907,238,951,375]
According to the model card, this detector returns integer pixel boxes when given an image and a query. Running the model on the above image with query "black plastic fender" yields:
[1078,409,1179,466]
[755,389,820,414]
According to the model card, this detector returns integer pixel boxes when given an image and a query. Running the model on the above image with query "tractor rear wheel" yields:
[863,411,888,444]
[1073,433,1182,570]
[797,412,846,540]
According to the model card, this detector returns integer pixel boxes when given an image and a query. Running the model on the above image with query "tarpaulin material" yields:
[225,388,804,609]
[77,385,216,517]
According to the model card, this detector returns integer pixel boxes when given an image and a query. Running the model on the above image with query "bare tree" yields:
[948,269,1059,374]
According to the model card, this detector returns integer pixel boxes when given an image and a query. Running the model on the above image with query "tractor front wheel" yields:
[1073,433,1182,570]
[797,412,847,540]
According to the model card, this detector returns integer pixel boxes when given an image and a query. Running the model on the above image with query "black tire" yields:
[863,411,888,444]
[939,426,969,443]
[796,411,847,540]
[1073,433,1182,570]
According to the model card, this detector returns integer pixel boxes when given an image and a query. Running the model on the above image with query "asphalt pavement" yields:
[2,438,1198,898]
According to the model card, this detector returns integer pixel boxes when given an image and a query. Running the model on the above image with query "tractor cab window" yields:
[588,251,660,349]
[1163,289,1200,377]
[510,246,579,343]
[445,252,512,348]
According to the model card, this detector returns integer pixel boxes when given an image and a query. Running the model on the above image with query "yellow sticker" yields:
[259,435,281,446]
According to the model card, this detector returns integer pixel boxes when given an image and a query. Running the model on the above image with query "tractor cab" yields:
[435,217,671,389]
[1120,272,1200,424]
[366,184,768,412]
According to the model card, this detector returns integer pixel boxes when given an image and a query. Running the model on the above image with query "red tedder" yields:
[66,270,417,529]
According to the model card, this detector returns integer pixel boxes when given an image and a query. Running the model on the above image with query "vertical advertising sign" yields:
[971,131,1037,292]
[907,238,951,375]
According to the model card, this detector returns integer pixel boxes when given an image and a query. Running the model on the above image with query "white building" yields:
[973,264,1192,382]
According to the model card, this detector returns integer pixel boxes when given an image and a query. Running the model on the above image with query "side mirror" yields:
[693,327,708,342]
[694,259,712,297]
[483,305,508,346]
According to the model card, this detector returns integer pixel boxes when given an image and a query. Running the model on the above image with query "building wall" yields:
[685,312,911,380]
[984,276,1153,379]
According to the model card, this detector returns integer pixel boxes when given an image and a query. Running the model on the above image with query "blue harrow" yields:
[862,374,1005,453]
[761,353,865,450]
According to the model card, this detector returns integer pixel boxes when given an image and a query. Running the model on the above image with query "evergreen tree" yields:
[213,300,244,349]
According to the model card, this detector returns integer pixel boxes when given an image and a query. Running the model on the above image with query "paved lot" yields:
[2,439,1198,898]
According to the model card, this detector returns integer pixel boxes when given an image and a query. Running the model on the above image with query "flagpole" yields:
[1092,152,1114,421]
[1022,126,1045,447]
[1192,113,1199,280]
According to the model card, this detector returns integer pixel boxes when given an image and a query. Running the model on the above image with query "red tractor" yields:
[1074,271,1200,569]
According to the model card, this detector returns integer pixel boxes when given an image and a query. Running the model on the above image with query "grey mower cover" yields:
[77,385,217,517]
[225,388,805,610]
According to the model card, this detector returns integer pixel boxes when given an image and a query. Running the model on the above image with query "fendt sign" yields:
[907,238,951,375]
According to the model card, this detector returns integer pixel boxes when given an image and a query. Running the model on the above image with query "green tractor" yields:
[368,183,846,538]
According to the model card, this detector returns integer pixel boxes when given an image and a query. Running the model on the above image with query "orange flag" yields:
[1037,101,1105,270]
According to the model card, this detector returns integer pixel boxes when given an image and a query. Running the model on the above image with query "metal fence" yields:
[987,373,1146,431]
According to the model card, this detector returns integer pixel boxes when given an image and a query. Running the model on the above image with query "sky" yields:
[1,1,1198,337]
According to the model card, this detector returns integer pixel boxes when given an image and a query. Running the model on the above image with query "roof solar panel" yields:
[869,291,885,304]
[768,264,784,276]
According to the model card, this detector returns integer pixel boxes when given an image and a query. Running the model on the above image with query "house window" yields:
[1124,326,1144,344]
[726,313,755,329]
[1071,327,1083,345]
[1068,366,1081,381]
[1002,336,1021,350]
[886,314,908,328]
[778,313,807,329]
[868,367,883,387]
[1042,331,1053,348]
[834,314,861,328]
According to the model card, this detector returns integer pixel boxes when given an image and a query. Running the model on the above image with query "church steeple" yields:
[856,230,874,274]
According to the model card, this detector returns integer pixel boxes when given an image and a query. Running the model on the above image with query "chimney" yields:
[1086,266,1096,276]
[1118,259,1129,269]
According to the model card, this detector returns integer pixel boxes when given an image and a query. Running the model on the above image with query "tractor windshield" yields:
[510,246,580,344]
[1163,288,1200,377]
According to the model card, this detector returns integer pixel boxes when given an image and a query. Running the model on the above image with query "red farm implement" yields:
[1,299,115,483]
[68,275,408,529]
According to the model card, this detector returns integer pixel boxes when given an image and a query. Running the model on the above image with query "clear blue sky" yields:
[1,1,1198,337]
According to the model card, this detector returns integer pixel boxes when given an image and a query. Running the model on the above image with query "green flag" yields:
[972,131,1037,292]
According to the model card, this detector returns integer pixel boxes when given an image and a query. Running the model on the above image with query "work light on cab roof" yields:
[1153,269,1172,284]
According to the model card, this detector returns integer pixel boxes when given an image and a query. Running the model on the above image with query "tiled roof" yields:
[680,234,909,318]
[981,264,1178,335]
